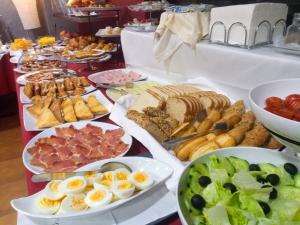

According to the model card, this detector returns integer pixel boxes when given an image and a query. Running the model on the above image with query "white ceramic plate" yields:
[16,69,77,85]
[176,147,300,225]
[88,69,147,85]
[23,90,113,131]
[10,56,21,64]
[12,156,172,219]
[22,121,132,174]
[20,85,96,104]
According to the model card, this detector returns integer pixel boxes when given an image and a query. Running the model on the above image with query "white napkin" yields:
[109,95,185,193]
[154,11,209,63]
[17,185,177,225]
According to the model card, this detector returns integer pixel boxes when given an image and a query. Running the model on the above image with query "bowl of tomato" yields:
[249,78,300,152]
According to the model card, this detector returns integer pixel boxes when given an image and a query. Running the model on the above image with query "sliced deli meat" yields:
[27,124,129,172]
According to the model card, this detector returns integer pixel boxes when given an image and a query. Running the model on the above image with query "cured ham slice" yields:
[27,124,129,172]
[92,70,142,85]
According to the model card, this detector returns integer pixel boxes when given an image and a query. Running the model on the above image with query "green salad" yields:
[180,155,300,225]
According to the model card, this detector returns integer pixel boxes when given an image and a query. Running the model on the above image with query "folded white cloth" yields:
[154,11,209,62]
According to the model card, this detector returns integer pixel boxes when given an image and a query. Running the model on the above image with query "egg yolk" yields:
[49,181,60,193]
[116,172,127,180]
[84,171,96,178]
[134,172,148,183]
[118,181,132,190]
[71,196,86,210]
[67,179,84,189]
[84,186,94,193]
[103,172,113,181]
[100,180,112,188]
[39,197,60,208]
[90,190,106,201]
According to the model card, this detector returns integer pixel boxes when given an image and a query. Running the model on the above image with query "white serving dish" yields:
[88,69,148,85]
[22,90,113,131]
[12,156,173,220]
[209,3,288,47]
[177,147,300,225]
[249,78,300,152]
[16,69,77,85]
[20,85,96,104]
[22,121,132,174]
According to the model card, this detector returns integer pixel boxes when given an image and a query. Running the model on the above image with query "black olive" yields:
[258,201,271,215]
[284,163,298,176]
[269,188,278,200]
[187,183,190,188]
[262,184,272,188]
[198,176,211,187]
[191,194,206,210]
[223,183,237,194]
[257,177,267,184]
[249,164,261,171]
[266,174,280,186]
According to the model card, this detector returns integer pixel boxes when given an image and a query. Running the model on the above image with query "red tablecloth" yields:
[0,54,16,95]
[13,63,181,225]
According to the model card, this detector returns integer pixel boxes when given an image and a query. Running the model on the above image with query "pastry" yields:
[36,107,61,129]
[86,95,108,115]
[50,99,64,123]
[73,96,93,120]
[27,105,43,118]
[61,98,77,122]
[24,82,34,98]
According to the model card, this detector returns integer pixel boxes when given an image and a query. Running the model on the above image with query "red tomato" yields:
[286,99,300,111]
[294,112,300,122]
[276,108,295,119]
[265,97,284,109]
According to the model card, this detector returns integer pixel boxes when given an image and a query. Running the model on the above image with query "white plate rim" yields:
[22,121,132,174]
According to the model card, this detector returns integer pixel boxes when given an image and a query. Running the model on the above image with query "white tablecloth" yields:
[121,29,300,92]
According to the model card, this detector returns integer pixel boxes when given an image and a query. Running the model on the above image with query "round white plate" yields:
[10,56,20,64]
[177,147,300,225]
[88,69,148,85]
[16,69,77,85]
[22,121,131,174]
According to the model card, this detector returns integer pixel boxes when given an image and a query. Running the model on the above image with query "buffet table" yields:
[121,29,300,91]
[0,54,16,95]
[13,63,181,225]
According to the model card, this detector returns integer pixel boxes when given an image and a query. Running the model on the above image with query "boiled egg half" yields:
[44,180,65,200]
[113,168,130,181]
[59,193,88,214]
[58,176,87,194]
[112,180,135,199]
[129,171,154,190]
[36,195,61,214]
[84,187,112,208]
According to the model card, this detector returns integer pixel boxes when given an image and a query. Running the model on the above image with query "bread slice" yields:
[166,97,190,123]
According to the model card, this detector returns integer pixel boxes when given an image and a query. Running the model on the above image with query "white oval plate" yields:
[88,69,147,85]
[22,120,132,174]
[12,156,173,219]
[23,90,113,131]
[177,147,300,225]
[20,85,96,104]
[16,69,76,85]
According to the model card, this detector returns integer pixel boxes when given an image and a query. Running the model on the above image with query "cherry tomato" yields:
[266,97,284,109]
[293,112,300,122]
[285,99,300,111]
[276,108,295,119]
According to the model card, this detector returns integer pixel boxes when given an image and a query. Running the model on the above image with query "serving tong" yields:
[32,161,132,183]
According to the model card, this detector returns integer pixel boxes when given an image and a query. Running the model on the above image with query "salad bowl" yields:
[177,147,300,225]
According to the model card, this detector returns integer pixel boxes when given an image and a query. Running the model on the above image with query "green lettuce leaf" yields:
[232,171,262,190]
[239,194,265,218]
[204,205,231,225]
